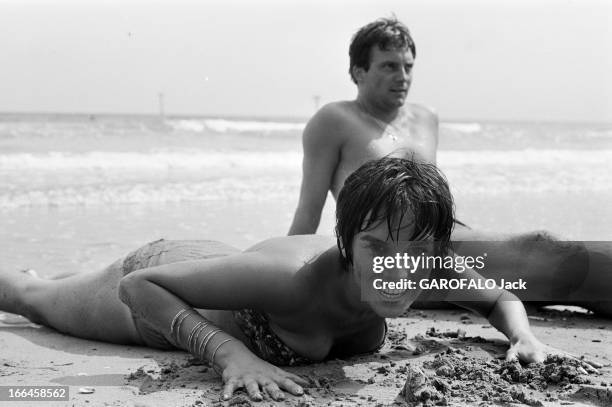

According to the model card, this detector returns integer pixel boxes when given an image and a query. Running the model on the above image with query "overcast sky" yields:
[1,0,610,122]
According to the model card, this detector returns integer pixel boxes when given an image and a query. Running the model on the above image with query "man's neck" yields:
[356,95,400,123]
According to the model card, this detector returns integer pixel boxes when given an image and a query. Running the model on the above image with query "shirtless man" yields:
[289,17,437,235]
[289,17,612,315]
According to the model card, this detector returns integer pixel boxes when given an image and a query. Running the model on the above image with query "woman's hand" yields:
[217,341,308,402]
[506,332,599,373]
[505,331,547,363]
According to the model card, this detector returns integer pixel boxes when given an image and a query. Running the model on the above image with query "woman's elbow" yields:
[118,273,142,307]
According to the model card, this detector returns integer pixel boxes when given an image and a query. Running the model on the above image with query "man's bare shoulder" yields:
[308,101,361,129]
[314,100,356,118]
[403,103,439,124]
[303,101,359,145]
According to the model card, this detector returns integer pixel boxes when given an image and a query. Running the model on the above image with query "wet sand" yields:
[1,307,610,406]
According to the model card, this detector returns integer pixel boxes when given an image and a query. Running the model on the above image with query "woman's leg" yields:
[1,239,244,345]
[0,258,142,344]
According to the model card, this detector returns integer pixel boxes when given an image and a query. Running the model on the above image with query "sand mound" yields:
[400,346,598,406]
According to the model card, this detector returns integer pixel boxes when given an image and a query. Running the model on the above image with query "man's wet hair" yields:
[349,17,416,84]
[335,157,455,267]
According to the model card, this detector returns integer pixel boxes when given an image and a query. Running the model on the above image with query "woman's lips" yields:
[379,285,408,299]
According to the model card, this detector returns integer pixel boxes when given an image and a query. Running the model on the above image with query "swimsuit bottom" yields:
[121,239,240,350]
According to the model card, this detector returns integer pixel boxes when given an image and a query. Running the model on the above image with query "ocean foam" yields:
[2,149,608,172]
[437,149,611,166]
[1,149,610,208]
[441,123,483,133]
[0,151,303,172]
[167,119,306,134]
[1,167,608,209]
[0,178,300,209]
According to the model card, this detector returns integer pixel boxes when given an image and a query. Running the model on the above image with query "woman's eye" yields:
[369,243,387,253]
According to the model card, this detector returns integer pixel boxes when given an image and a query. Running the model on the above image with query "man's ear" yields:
[352,66,366,84]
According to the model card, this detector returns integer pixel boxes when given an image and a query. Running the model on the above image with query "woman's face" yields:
[349,211,434,318]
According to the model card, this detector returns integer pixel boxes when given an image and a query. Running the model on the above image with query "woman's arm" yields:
[483,291,545,362]
[120,251,305,312]
[118,250,309,401]
[442,266,602,370]
[440,265,570,364]
[434,263,545,363]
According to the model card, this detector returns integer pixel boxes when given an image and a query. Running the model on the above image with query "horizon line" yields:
[0,110,610,126]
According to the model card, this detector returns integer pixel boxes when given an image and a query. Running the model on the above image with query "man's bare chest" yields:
[343,124,436,164]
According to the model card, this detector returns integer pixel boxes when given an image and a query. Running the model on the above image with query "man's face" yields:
[356,46,414,110]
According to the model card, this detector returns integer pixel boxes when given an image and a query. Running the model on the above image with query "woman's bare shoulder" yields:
[239,235,341,312]
[244,235,340,282]
[245,235,337,256]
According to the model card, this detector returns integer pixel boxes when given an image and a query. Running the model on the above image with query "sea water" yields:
[1,113,610,276]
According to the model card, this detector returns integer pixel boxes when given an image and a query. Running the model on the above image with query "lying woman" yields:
[0,157,576,401]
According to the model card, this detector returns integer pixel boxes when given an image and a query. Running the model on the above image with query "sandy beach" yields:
[1,307,611,407]
[2,1,611,404]
[1,116,611,406]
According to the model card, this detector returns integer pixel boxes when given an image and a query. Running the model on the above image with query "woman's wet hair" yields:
[349,16,416,84]
[335,157,455,267]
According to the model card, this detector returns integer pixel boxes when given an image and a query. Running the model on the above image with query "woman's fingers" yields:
[585,359,603,369]
[284,372,310,387]
[581,362,599,374]
[220,364,308,402]
[505,347,519,362]
[244,379,263,401]
[544,348,601,375]
[572,356,599,374]
[263,382,285,401]
[506,344,601,378]
[222,378,240,401]
[553,348,600,374]
[278,377,305,396]
[576,356,601,373]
